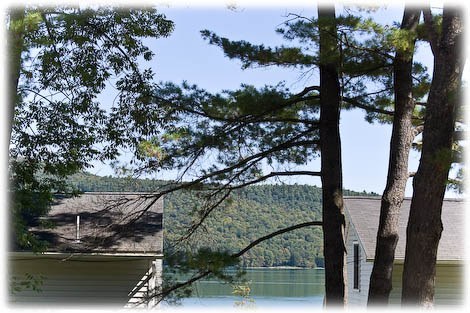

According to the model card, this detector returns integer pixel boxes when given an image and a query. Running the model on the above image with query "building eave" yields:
[365,257,464,266]
[9,251,163,260]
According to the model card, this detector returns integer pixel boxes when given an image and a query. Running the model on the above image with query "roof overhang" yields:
[9,251,163,261]
[365,257,464,266]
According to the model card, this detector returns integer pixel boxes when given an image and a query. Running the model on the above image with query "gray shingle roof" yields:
[344,197,465,262]
[29,192,163,255]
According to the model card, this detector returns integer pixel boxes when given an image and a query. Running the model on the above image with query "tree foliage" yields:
[201,10,430,124]
[8,6,174,250]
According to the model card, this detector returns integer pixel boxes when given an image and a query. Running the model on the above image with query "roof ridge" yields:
[343,196,464,202]
[83,191,157,195]
[343,196,381,200]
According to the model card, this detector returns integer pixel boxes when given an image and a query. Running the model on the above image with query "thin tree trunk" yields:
[367,7,420,305]
[318,4,346,306]
[402,6,464,307]
[7,8,26,142]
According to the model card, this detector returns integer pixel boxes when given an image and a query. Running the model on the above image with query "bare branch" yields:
[337,29,395,60]
[454,130,467,141]
[280,12,315,25]
[413,125,425,137]
[232,220,322,258]
[422,7,440,55]
[156,270,212,304]
[220,170,322,191]
[156,220,322,304]
[180,189,233,241]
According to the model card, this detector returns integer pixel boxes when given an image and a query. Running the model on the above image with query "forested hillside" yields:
[68,172,378,268]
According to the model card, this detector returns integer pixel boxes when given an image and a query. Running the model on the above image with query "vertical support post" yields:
[148,259,162,308]
[76,215,81,242]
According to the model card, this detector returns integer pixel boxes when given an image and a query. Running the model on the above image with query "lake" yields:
[165,268,325,309]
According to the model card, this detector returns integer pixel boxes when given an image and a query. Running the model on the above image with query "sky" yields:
[90,3,448,197]
[1,1,464,198]
[152,5,409,195]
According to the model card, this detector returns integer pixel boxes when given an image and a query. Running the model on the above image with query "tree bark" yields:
[367,7,420,305]
[318,4,346,306]
[402,6,464,307]
[7,8,26,142]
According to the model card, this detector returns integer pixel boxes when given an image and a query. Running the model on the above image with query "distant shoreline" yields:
[246,266,324,270]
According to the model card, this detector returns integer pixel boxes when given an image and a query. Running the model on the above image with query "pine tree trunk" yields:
[318,4,346,306]
[402,7,464,307]
[367,7,420,305]
[8,8,26,141]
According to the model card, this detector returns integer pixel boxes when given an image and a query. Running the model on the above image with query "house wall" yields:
[345,221,373,306]
[345,239,464,308]
[389,263,464,307]
[9,255,163,308]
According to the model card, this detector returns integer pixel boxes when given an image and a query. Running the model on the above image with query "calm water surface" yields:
[167,268,325,308]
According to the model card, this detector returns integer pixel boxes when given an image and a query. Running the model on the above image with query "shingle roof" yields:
[344,197,465,262]
[28,193,163,255]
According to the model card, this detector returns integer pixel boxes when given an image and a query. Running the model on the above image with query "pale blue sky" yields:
[93,5,415,195]
[0,2,463,201]
[85,3,462,197]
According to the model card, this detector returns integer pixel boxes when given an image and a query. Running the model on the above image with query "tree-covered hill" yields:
[68,172,378,268]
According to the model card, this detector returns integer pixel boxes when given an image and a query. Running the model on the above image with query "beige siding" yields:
[345,205,464,308]
[9,255,162,308]
[389,263,464,307]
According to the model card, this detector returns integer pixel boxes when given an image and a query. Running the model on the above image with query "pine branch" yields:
[221,170,322,191]
[119,133,321,225]
[342,96,395,116]
[342,96,425,121]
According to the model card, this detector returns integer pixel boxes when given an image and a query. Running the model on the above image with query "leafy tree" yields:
[402,6,464,306]
[8,6,174,250]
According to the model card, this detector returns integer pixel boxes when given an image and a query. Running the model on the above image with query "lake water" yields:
[166,268,325,309]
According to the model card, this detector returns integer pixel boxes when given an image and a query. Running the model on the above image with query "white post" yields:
[148,259,162,308]
[76,215,80,242]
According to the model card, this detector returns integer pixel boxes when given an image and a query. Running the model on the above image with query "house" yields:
[344,197,465,307]
[9,192,163,308]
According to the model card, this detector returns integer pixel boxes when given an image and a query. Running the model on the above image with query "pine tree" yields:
[402,6,464,307]
[368,6,421,305]
[317,5,346,306]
